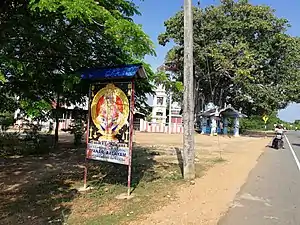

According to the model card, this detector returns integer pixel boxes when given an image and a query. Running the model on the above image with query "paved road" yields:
[218,131,300,225]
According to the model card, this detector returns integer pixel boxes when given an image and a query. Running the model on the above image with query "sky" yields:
[132,0,300,122]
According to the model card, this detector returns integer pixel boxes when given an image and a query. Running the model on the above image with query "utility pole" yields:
[183,0,195,180]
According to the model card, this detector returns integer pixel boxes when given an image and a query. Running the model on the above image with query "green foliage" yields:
[29,0,155,58]
[240,117,267,131]
[293,120,300,130]
[0,129,52,157]
[154,71,183,93]
[153,70,184,103]
[72,120,84,146]
[0,93,17,114]
[294,120,300,126]
[0,70,17,113]
[130,61,156,115]
[0,113,14,131]
[0,0,156,120]
[23,123,52,155]
[0,132,20,156]
[0,72,5,83]
[159,0,300,116]
[20,99,52,119]
[70,117,85,146]
[240,112,282,132]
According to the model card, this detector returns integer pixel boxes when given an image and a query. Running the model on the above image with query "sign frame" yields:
[86,82,132,165]
[84,81,135,195]
[81,64,146,196]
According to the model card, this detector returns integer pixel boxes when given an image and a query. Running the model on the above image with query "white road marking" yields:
[239,193,272,206]
[264,216,279,220]
[285,134,300,172]
[230,201,244,208]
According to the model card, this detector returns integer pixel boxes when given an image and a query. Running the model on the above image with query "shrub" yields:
[240,113,282,133]
[0,113,14,131]
[0,124,52,157]
[23,123,51,155]
[70,119,85,146]
[0,132,21,156]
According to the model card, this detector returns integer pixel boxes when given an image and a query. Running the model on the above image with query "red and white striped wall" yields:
[58,119,73,130]
[139,119,183,134]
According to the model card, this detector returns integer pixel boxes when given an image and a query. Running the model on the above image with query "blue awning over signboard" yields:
[81,64,147,81]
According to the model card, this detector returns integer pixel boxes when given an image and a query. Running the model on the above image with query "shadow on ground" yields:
[175,147,184,176]
[0,134,158,225]
[87,144,158,194]
[0,143,83,224]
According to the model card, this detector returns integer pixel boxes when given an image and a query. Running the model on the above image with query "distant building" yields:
[14,96,144,132]
[169,102,182,125]
[151,84,167,124]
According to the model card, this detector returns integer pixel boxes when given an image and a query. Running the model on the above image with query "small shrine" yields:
[151,84,167,124]
[199,103,247,136]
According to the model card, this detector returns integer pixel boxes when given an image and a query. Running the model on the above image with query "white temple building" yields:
[169,101,182,125]
[151,84,167,124]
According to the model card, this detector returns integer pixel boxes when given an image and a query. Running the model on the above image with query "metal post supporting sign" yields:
[127,80,135,196]
[83,84,92,189]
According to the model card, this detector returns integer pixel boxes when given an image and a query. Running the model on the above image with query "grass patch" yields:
[66,146,215,225]
[211,157,227,164]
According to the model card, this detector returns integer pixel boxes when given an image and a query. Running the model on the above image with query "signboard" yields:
[81,64,145,195]
[86,82,132,165]
[262,115,269,124]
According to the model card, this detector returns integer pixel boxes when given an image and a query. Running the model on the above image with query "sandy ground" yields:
[131,133,270,225]
[0,132,270,225]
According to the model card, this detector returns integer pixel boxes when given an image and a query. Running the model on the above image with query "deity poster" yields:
[86,82,132,165]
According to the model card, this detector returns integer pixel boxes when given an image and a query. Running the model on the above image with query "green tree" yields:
[29,0,155,58]
[154,69,184,102]
[294,120,300,130]
[159,0,300,116]
[0,0,156,143]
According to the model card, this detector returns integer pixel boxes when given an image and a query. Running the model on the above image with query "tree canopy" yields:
[29,0,155,58]
[0,0,156,119]
[159,0,300,116]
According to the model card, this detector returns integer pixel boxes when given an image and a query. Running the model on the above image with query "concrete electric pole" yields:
[183,0,195,180]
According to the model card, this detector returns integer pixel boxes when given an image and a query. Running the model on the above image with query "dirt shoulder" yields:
[130,136,270,225]
[0,133,270,225]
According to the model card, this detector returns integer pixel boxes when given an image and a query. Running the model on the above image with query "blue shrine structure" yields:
[199,103,247,136]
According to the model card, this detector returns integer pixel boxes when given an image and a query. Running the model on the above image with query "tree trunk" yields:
[219,88,224,108]
[183,0,195,180]
[54,92,60,146]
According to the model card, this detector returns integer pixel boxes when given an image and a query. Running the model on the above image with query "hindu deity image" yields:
[91,83,129,141]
